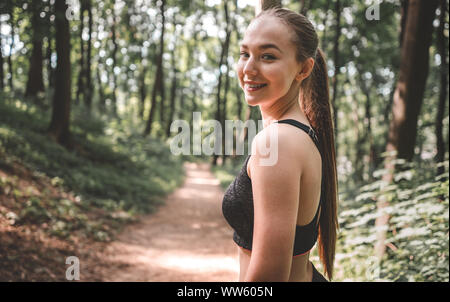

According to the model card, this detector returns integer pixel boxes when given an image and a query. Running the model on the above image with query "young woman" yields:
[222,8,338,282]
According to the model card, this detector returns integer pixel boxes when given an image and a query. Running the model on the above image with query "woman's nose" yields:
[243,57,258,76]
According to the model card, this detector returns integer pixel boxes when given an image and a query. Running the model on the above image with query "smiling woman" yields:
[222,7,338,282]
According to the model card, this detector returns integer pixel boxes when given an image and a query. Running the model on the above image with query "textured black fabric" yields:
[222,119,323,256]
[311,263,328,282]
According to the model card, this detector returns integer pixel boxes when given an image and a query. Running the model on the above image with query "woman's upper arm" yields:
[244,126,304,281]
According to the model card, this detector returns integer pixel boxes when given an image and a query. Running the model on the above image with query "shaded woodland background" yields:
[0,0,448,281]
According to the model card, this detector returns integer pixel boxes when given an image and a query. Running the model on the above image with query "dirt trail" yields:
[93,161,239,282]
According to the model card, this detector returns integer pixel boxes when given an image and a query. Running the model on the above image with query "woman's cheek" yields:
[236,62,244,88]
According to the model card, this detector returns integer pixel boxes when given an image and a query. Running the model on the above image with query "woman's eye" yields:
[262,54,276,60]
[239,52,275,60]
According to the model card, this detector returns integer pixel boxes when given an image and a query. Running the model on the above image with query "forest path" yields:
[94,161,239,281]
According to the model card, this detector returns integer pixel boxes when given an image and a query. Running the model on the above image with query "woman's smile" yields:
[244,82,268,92]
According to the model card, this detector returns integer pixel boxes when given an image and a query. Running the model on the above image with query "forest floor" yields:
[0,160,239,281]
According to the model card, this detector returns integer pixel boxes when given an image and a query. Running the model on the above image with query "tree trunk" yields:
[321,0,331,48]
[212,2,231,166]
[375,0,438,260]
[25,40,45,98]
[233,0,243,123]
[212,37,225,165]
[386,0,438,162]
[144,0,166,136]
[139,64,147,120]
[166,46,177,138]
[357,69,375,181]
[76,0,93,109]
[435,0,448,176]
[221,2,232,165]
[0,15,3,90]
[45,0,55,91]
[76,2,86,105]
[399,0,409,48]
[85,0,93,109]
[25,1,45,98]
[110,1,118,116]
[96,62,105,108]
[0,38,3,90]
[7,10,14,91]
[331,0,341,149]
[48,0,72,147]
[164,11,183,135]
[184,16,201,128]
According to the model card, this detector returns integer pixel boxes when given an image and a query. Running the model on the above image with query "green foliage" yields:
[337,158,449,281]
[0,99,185,241]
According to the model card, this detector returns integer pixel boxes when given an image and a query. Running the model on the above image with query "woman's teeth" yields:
[246,83,267,91]
[249,84,266,88]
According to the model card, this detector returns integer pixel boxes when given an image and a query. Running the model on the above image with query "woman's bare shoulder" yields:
[251,122,313,160]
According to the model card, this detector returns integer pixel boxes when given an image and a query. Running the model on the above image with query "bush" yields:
[0,99,185,241]
[337,158,449,282]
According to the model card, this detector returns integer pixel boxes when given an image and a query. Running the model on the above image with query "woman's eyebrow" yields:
[240,43,283,53]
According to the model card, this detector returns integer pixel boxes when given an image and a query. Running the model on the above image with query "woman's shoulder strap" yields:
[276,119,319,148]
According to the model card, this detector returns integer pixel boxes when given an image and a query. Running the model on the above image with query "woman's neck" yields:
[259,96,310,128]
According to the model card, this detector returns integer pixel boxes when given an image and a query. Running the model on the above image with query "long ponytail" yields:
[255,8,339,280]
[301,47,339,280]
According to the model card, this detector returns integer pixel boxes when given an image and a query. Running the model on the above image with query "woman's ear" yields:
[296,58,315,81]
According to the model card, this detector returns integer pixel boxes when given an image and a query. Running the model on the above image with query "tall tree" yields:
[138,63,148,120]
[110,0,119,115]
[165,14,182,137]
[320,0,331,48]
[166,45,178,137]
[76,0,93,109]
[48,0,72,147]
[0,16,4,91]
[45,0,55,90]
[212,1,231,166]
[85,0,93,108]
[144,0,166,136]
[25,0,46,98]
[435,0,448,176]
[233,0,243,123]
[7,7,14,91]
[330,0,341,148]
[221,2,233,165]
[76,1,86,105]
[375,0,439,260]
[386,0,439,161]
[183,12,201,128]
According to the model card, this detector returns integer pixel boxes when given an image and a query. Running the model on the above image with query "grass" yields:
[0,97,185,242]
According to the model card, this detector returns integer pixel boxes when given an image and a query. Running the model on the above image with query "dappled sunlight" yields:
[153,252,239,275]
[185,177,221,186]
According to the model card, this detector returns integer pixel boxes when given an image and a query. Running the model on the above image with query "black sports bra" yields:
[222,119,323,257]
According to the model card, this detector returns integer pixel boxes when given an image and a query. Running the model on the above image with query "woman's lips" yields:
[245,83,267,92]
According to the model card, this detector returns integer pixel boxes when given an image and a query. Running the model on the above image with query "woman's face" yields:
[237,15,302,107]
